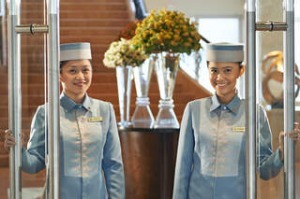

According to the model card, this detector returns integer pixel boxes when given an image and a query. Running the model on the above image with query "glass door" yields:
[1,0,60,198]
[254,0,299,198]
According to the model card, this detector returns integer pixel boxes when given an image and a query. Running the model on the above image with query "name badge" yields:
[231,126,245,132]
[87,116,103,122]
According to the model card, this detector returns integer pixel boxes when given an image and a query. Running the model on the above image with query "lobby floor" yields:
[0,168,45,199]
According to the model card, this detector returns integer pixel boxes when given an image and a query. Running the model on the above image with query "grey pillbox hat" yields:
[206,42,244,62]
[60,42,92,61]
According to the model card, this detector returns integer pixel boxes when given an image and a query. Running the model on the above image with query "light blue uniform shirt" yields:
[22,93,125,199]
[173,94,283,199]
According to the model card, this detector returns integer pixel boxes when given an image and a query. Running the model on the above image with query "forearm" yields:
[103,156,125,199]
[258,148,283,180]
[22,147,46,174]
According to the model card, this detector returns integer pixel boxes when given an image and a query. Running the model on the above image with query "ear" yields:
[239,65,245,77]
[59,74,63,82]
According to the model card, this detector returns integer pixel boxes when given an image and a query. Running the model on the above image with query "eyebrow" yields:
[208,66,234,71]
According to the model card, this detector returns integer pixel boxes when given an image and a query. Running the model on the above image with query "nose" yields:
[216,72,224,80]
[75,71,85,79]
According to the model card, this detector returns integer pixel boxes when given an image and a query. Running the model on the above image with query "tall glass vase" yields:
[131,57,155,128]
[116,66,133,129]
[154,52,180,129]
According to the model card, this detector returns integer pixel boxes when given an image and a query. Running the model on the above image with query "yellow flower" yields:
[132,9,201,54]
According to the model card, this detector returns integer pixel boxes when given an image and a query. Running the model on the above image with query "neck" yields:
[217,92,237,104]
[64,92,86,104]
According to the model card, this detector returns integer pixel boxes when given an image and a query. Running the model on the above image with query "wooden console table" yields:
[118,128,179,199]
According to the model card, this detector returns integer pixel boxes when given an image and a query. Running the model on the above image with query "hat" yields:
[60,42,92,61]
[206,42,244,62]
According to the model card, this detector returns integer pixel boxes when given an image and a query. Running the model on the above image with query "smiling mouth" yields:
[216,83,226,87]
[75,82,86,86]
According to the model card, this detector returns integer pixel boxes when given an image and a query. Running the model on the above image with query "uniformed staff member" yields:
[5,42,125,199]
[172,42,300,199]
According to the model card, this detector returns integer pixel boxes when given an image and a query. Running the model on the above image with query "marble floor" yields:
[0,168,45,199]
[7,187,44,199]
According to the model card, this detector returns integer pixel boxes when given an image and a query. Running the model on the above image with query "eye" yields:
[224,67,233,73]
[68,68,77,74]
[82,68,91,74]
[210,68,218,74]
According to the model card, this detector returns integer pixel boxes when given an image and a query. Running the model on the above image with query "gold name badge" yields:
[231,126,245,132]
[87,116,103,122]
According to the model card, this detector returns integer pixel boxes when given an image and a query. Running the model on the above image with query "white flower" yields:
[103,38,148,68]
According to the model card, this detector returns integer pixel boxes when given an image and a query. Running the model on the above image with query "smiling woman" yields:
[4,42,126,199]
[172,43,286,199]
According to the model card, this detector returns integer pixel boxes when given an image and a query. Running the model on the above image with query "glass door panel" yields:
[1,0,47,198]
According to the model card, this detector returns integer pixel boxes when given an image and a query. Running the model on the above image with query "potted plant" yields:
[131,9,202,128]
[103,38,148,128]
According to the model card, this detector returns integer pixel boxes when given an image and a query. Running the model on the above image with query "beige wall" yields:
[144,0,244,16]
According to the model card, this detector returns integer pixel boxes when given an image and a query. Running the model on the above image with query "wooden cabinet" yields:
[118,128,179,199]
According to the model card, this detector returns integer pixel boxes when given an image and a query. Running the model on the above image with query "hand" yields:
[4,129,16,152]
[278,122,300,161]
[278,131,285,161]
[289,122,300,141]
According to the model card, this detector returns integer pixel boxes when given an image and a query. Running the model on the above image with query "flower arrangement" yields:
[118,20,141,40]
[103,38,148,68]
[131,10,201,55]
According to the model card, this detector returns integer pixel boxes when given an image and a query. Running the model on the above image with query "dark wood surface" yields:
[118,128,179,199]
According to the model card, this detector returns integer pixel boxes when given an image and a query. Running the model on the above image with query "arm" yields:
[22,105,47,174]
[257,106,283,180]
[102,103,125,199]
[173,103,194,199]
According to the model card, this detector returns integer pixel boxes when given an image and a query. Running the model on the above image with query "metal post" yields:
[47,0,60,198]
[7,0,60,198]
[7,0,22,198]
[283,0,295,198]
[245,0,256,199]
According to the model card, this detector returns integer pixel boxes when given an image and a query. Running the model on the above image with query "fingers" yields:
[294,122,299,130]
[278,131,285,145]
[289,132,300,140]
[4,129,16,151]
[291,122,300,141]
[280,122,300,141]
[279,131,285,137]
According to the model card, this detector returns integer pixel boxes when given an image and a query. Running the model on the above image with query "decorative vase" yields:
[116,66,133,129]
[154,52,180,129]
[131,56,155,128]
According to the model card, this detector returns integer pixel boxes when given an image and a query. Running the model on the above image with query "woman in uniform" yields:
[5,42,125,199]
[172,42,299,199]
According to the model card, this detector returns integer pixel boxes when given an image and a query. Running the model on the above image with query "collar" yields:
[60,92,92,112]
[210,93,241,115]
